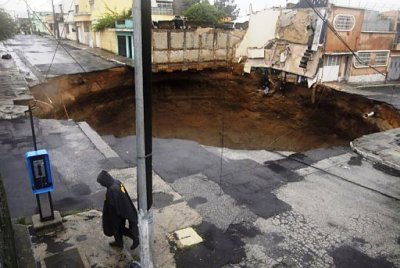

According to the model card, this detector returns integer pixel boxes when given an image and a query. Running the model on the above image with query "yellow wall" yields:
[74,0,91,14]
[98,29,118,54]
[91,0,132,21]
[66,29,77,41]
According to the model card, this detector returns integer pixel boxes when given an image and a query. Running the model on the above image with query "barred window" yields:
[375,51,389,66]
[152,2,173,15]
[354,51,389,68]
[334,14,355,31]
[355,52,371,67]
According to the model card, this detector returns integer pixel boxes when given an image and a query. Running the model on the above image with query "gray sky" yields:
[2,0,400,18]
[235,0,400,16]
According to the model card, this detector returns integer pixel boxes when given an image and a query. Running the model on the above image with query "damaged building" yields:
[236,0,327,87]
[236,0,400,86]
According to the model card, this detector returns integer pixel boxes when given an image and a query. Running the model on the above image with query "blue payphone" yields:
[25,106,55,221]
[25,149,54,194]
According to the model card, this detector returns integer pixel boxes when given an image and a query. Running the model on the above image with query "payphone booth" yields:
[25,149,55,221]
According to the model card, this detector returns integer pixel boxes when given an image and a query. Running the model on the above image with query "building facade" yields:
[323,6,397,83]
[237,0,400,84]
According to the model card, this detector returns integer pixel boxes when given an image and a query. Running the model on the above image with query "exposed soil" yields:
[31,67,400,152]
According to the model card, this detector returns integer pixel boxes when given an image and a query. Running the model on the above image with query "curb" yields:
[78,121,128,169]
[350,141,400,172]
[355,84,400,89]
[58,40,131,68]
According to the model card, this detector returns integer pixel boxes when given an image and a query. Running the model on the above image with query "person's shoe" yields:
[109,241,123,248]
[130,239,140,250]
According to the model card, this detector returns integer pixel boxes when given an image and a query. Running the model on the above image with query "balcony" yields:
[73,12,91,22]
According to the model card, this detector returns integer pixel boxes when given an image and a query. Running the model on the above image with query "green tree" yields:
[0,9,17,41]
[182,1,225,24]
[182,0,200,12]
[214,0,239,20]
[92,7,132,32]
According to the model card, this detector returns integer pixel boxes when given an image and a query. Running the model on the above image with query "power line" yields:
[305,0,397,105]
[22,0,87,74]
[218,69,227,196]
[305,0,387,78]
[44,0,75,77]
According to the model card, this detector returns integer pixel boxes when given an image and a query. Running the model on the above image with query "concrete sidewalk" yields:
[0,118,201,267]
[60,38,135,68]
[351,128,400,173]
[4,35,120,81]
[0,42,33,119]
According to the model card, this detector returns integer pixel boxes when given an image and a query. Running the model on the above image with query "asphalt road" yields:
[4,35,119,82]
[103,135,400,268]
[0,117,399,267]
[1,34,400,267]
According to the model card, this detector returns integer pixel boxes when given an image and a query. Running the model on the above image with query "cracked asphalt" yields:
[103,134,400,267]
[0,117,399,267]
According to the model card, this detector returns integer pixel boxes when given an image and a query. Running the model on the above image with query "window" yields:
[374,51,389,66]
[334,14,355,31]
[325,55,340,66]
[75,5,79,13]
[354,51,389,68]
[355,52,371,67]
[84,22,90,32]
[152,1,173,15]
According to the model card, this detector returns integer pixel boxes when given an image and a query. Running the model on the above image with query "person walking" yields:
[97,170,140,249]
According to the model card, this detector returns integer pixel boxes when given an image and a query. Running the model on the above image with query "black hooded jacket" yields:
[97,170,138,237]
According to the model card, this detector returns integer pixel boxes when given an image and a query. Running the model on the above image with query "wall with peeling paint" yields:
[325,7,364,53]
[236,9,281,58]
[357,33,395,51]
[237,8,322,79]
[276,9,316,45]
[324,6,399,82]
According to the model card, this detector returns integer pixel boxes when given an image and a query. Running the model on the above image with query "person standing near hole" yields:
[97,170,140,250]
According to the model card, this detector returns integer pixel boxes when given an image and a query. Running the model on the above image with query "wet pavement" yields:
[3,35,120,82]
[0,116,399,267]
[0,42,33,119]
[0,118,124,218]
[104,135,400,267]
[1,34,400,267]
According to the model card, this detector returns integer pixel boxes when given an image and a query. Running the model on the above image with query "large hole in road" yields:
[30,66,400,152]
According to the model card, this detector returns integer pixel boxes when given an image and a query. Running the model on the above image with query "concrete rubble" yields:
[351,128,400,173]
[236,8,324,80]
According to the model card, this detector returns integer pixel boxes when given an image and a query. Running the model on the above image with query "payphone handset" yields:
[25,149,54,194]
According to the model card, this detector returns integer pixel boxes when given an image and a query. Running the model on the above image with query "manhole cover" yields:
[44,248,85,268]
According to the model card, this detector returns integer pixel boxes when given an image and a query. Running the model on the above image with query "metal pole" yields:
[133,0,153,266]
[28,106,37,151]
[25,2,33,34]
[51,0,59,39]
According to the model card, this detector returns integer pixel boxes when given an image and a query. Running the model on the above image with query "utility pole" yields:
[25,2,33,34]
[132,0,154,266]
[51,0,59,38]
